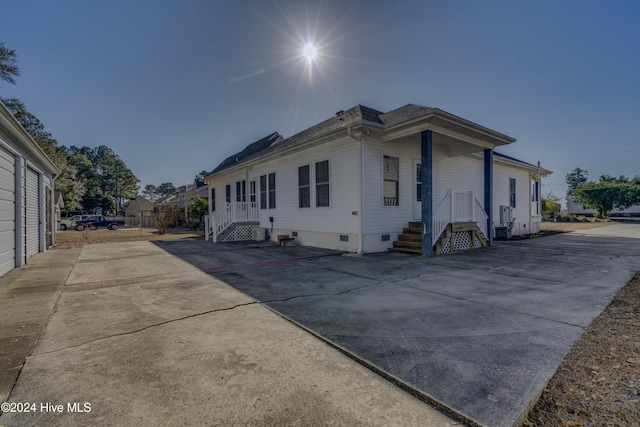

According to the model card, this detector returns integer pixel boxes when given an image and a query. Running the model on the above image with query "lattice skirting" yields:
[440,232,484,254]
[221,225,260,242]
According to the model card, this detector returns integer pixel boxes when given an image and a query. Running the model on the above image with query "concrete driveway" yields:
[153,224,640,426]
[0,242,455,427]
[2,224,639,427]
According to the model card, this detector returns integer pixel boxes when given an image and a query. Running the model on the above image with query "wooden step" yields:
[398,234,421,242]
[408,221,422,228]
[402,227,421,235]
[392,241,421,250]
[388,247,422,255]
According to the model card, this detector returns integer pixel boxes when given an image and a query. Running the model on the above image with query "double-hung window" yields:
[236,180,246,202]
[315,160,330,207]
[260,173,276,209]
[225,184,231,203]
[211,188,216,212]
[298,165,310,208]
[383,155,399,206]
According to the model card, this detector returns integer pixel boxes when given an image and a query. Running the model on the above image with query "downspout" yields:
[347,127,364,254]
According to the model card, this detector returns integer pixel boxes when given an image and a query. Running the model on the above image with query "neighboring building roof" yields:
[211,132,283,174]
[54,191,64,208]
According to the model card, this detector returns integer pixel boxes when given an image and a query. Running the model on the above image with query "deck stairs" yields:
[388,221,422,254]
[204,202,260,243]
[389,190,490,255]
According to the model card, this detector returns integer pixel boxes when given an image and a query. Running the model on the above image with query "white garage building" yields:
[0,100,59,278]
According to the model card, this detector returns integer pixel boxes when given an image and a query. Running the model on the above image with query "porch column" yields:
[484,148,493,246]
[421,130,433,256]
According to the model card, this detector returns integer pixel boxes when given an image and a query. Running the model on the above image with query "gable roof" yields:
[211,132,283,174]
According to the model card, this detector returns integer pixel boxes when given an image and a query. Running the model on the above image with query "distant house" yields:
[0,100,60,277]
[123,196,156,227]
[566,195,640,217]
[204,104,551,255]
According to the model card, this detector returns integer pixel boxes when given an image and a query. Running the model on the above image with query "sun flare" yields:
[302,43,318,62]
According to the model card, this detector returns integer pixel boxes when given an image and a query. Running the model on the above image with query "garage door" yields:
[25,167,40,258]
[0,145,16,276]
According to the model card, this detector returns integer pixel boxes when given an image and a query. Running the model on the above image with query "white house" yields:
[0,100,59,277]
[566,195,640,217]
[204,104,551,255]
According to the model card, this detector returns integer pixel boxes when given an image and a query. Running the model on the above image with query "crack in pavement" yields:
[35,266,410,357]
[35,301,260,356]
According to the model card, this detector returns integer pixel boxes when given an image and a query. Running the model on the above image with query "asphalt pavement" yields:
[2,224,639,426]
[156,224,640,426]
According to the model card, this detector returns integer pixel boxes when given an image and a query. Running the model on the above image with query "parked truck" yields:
[75,215,125,231]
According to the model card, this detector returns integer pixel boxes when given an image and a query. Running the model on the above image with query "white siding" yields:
[209,133,543,252]
[362,137,418,236]
[25,167,40,258]
[492,163,531,235]
[362,138,486,251]
[0,145,15,276]
[208,136,361,251]
[432,145,484,207]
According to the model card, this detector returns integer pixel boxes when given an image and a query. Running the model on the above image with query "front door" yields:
[413,160,421,220]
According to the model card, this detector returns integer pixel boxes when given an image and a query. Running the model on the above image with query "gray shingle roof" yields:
[209,103,518,176]
[378,104,432,125]
[211,132,282,174]
[211,105,387,175]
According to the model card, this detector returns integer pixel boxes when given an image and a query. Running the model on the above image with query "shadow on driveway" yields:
[154,231,640,427]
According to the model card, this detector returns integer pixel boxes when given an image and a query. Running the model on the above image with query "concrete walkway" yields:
[154,224,640,426]
[0,241,457,427]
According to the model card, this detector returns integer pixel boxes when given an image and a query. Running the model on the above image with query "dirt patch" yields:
[55,228,202,246]
[525,272,640,426]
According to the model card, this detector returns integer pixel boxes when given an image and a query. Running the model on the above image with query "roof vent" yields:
[336,110,344,121]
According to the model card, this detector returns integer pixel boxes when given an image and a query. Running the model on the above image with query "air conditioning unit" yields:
[499,205,513,226]
[252,228,266,241]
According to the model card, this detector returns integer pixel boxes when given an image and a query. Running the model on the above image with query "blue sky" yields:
[2,0,639,205]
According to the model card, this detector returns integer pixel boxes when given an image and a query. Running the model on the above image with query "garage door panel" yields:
[0,145,15,277]
[0,167,14,183]
[25,167,40,259]
[0,218,15,232]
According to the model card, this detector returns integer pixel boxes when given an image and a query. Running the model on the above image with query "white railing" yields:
[432,192,452,245]
[474,197,489,240]
[432,190,489,242]
[204,202,259,243]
